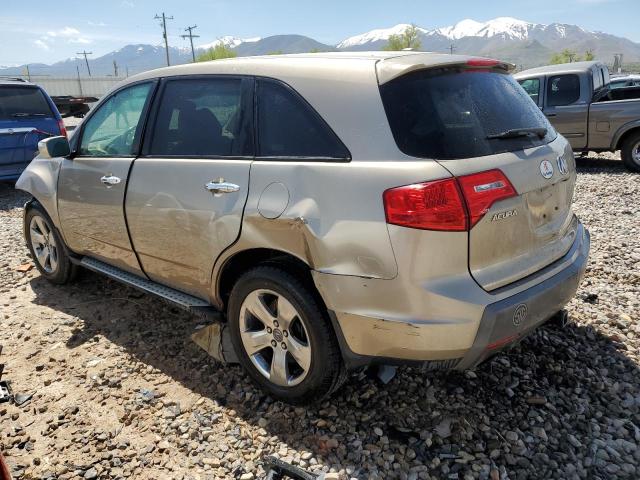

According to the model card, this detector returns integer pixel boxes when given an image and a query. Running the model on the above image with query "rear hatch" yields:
[379,59,577,290]
[0,85,61,178]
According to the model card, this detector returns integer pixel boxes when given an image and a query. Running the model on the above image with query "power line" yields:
[154,12,174,66]
[76,50,93,76]
[181,25,200,63]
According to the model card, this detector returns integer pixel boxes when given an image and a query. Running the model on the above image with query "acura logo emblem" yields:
[513,304,528,326]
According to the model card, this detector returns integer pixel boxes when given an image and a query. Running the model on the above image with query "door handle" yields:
[100,175,121,186]
[205,179,240,194]
[545,113,557,117]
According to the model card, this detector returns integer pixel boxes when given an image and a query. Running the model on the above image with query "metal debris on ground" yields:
[261,456,322,480]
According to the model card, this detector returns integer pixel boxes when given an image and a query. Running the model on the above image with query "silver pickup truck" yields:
[515,61,640,171]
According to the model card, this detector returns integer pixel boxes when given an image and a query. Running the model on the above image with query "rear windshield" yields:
[0,86,54,120]
[379,69,556,160]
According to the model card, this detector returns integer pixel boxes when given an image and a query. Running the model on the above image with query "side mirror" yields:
[38,136,71,159]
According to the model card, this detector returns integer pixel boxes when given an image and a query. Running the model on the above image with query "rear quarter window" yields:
[380,69,555,160]
[0,86,54,120]
[256,79,349,159]
[547,74,581,106]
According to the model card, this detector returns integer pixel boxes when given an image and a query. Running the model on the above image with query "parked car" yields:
[515,61,640,171]
[610,74,640,89]
[0,78,66,182]
[17,53,589,403]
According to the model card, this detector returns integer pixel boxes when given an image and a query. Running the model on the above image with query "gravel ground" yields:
[0,153,638,480]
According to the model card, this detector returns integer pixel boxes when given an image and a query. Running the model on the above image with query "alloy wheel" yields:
[239,289,311,387]
[29,215,59,274]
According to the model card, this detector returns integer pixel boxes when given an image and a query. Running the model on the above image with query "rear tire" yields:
[227,265,345,404]
[620,131,640,172]
[24,202,76,284]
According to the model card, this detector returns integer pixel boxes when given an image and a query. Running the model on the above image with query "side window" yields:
[518,78,541,105]
[256,79,349,159]
[80,82,152,156]
[592,69,603,91]
[547,74,581,107]
[149,77,251,156]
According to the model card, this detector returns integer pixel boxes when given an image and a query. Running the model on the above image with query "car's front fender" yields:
[15,155,64,229]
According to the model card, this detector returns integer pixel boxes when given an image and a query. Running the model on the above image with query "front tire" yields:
[620,131,640,172]
[24,202,76,284]
[227,266,345,404]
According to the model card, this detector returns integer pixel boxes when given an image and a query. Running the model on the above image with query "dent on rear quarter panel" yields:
[15,156,63,228]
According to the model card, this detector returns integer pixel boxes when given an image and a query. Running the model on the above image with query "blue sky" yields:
[1,0,638,65]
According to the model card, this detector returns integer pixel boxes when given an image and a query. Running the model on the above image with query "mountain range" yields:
[3,17,639,77]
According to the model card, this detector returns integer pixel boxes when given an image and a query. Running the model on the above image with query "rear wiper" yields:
[486,127,547,140]
[11,112,46,117]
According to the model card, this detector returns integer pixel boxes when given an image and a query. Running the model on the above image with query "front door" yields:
[125,76,253,300]
[57,81,155,274]
[543,74,589,150]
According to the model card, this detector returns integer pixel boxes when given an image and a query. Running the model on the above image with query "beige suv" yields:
[17,52,590,403]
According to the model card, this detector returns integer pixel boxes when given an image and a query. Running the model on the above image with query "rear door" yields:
[57,81,155,274]
[125,76,253,300]
[380,67,577,291]
[0,85,61,179]
[542,73,589,150]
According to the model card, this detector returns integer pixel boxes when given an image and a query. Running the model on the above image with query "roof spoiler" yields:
[376,54,515,84]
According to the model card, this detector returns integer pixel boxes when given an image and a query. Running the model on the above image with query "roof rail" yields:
[0,76,27,82]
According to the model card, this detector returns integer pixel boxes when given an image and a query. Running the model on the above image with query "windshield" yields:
[379,68,556,160]
[0,86,54,120]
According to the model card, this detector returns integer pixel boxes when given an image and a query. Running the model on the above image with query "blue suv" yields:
[0,78,66,182]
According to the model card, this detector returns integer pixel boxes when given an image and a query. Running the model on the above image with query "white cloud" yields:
[46,26,80,38]
[34,39,50,51]
[121,0,135,7]
[88,21,107,27]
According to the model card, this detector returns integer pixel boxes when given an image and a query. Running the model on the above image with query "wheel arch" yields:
[215,247,317,310]
[612,122,640,151]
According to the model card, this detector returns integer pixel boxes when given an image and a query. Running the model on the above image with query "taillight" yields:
[383,178,467,231]
[457,169,517,228]
[383,169,516,232]
[57,119,67,138]
[466,58,501,68]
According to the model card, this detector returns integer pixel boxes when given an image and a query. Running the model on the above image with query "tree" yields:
[383,24,422,51]
[196,44,237,62]
[550,49,595,64]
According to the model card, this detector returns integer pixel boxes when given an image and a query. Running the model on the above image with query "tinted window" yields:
[518,78,541,105]
[380,69,555,160]
[0,86,54,120]
[257,79,349,159]
[547,74,581,107]
[80,82,152,156]
[593,69,603,91]
[149,78,250,156]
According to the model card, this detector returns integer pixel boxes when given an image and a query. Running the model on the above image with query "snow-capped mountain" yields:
[338,17,640,66]
[197,36,261,50]
[432,17,533,40]
[341,17,585,46]
[337,24,427,49]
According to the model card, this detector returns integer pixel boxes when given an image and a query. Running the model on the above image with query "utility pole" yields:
[154,12,174,66]
[25,65,31,82]
[449,44,456,55]
[113,60,119,77]
[181,25,200,63]
[76,50,93,76]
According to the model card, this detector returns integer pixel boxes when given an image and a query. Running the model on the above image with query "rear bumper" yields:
[315,222,590,369]
[455,225,590,369]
